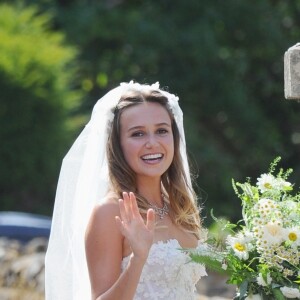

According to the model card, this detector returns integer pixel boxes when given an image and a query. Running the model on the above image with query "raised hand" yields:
[115,192,155,262]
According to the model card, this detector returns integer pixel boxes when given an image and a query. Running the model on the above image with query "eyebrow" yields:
[127,122,171,132]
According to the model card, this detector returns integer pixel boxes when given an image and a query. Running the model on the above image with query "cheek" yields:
[165,136,175,160]
[121,139,139,163]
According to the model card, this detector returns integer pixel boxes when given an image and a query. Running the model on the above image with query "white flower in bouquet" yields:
[282,200,298,210]
[252,198,281,225]
[256,272,272,287]
[189,157,300,300]
[284,227,300,247]
[275,178,292,191]
[260,221,285,245]
[257,173,276,192]
[281,200,299,220]
[280,286,300,298]
[227,233,251,260]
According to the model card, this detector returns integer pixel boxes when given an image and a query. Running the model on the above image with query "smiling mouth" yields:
[141,153,164,162]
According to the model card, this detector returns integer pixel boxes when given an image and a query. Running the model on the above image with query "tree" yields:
[2,0,300,222]
[0,3,80,213]
[48,0,300,222]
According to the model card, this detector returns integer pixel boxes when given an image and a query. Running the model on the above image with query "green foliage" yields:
[1,0,300,220]
[273,288,286,300]
[48,0,300,223]
[0,3,79,213]
[189,249,228,275]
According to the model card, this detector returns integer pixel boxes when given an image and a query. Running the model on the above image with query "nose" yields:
[145,134,158,149]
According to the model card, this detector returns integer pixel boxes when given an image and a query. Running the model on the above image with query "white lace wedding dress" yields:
[121,239,207,300]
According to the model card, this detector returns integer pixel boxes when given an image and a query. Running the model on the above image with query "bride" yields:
[45,81,206,300]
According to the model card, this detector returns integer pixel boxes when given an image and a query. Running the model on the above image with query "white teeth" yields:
[142,153,163,160]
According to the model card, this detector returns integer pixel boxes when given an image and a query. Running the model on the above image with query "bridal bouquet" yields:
[191,157,300,299]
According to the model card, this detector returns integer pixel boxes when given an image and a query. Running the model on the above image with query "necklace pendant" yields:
[154,201,169,220]
[147,194,169,220]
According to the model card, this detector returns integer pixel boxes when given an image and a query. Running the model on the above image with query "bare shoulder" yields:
[85,199,122,263]
[86,195,120,235]
[94,195,119,217]
[85,195,124,297]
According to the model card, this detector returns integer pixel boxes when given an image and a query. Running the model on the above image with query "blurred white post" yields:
[284,43,300,100]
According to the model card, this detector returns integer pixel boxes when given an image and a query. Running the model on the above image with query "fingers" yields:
[118,192,155,232]
[129,192,141,217]
[146,208,156,232]
[122,192,132,220]
[118,198,129,224]
[119,192,140,221]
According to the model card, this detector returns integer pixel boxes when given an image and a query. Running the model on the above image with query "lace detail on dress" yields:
[121,239,207,300]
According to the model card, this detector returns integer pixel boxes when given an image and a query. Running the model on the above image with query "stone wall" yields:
[0,238,45,300]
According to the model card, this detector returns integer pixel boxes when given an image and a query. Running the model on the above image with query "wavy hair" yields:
[106,88,202,238]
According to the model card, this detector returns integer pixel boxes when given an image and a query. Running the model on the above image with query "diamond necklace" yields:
[147,194,169,219]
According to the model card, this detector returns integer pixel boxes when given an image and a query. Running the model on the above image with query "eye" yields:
[131,131,144,137]
[157,128,168,135]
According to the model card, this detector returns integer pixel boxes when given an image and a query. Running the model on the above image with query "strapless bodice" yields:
[121,239,207,300]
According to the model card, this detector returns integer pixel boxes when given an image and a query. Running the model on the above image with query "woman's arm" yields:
[85,192,155,300]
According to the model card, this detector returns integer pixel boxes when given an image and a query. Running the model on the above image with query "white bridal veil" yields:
[45,81,192,300]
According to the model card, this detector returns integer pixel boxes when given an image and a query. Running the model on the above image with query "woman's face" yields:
[120,102,174,181]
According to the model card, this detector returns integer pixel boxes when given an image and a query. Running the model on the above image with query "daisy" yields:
[257,173,276,193]
[260,222,285,245]
[226,234,250,260]
[284,227,300,247]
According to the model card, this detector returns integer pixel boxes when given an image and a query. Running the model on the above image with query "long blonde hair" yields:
[106,88,202,238]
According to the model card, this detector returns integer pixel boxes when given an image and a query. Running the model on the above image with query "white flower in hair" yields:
[151,81,160,89]
[120,80,160,91]
[120,81,180,117]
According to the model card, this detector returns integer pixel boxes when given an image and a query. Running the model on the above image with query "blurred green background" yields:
[0,0,300,225]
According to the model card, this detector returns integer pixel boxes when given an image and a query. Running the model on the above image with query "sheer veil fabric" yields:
[45,81,193,300]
